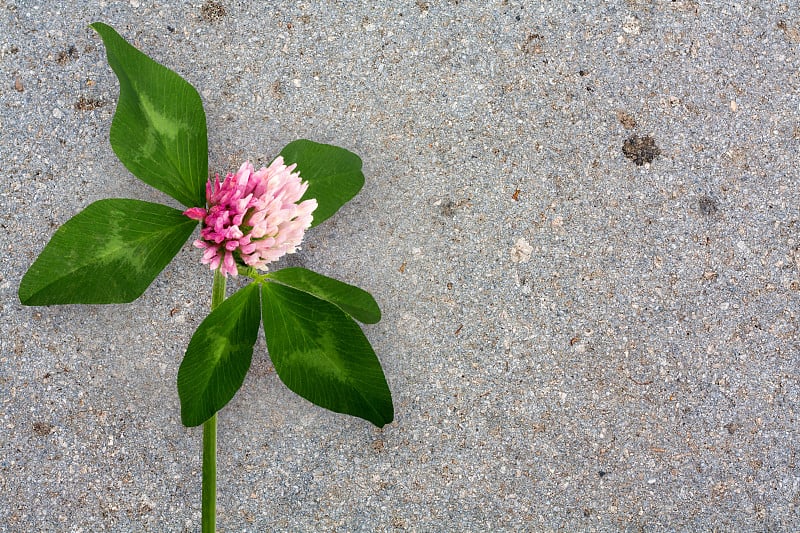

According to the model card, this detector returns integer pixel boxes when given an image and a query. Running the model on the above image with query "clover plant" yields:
[18,23,393,531]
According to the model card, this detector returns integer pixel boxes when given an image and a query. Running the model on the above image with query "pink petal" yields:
[183,207,207,220]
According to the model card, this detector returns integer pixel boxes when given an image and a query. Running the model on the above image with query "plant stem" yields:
[202,269,226,532]
[202,413,217,532]
[211,269,227,312]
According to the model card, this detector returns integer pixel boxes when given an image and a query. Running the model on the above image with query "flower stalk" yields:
[202,413,217,532]
[202,269,226,532]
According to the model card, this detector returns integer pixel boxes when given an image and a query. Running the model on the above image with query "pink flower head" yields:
[184,157,317,277]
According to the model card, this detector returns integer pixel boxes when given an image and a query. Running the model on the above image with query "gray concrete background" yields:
[3,1,800,531]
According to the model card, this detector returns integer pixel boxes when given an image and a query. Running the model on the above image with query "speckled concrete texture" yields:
[3,1,800,531]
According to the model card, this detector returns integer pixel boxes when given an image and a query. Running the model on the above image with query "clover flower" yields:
[184,157,317,277]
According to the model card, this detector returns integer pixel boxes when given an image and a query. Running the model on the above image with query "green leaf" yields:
[279,140,365,227]
[266,267,380,324]
[261,282,393,427]
[91,22,208,208]
[177,284,261,427]
[18,199,196,305]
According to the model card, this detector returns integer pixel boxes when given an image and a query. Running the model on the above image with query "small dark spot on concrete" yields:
[522,33,544,54]
[167,25,176,33]
[724,422,740,434]
[33,422,53,436]
[56,45,79,65]
[598,470,607,478]
[698,195,718,216]
[579,69,589,76]
[74,96,106,111]
[438,198,471,218]
[271,80,284,99]
[622,135,660,166]
[777,20,800,44]
[616,110,636,129]
[440,199,456,217]
[200,1,227,23]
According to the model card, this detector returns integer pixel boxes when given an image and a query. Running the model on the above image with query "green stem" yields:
[211,269,227,312]
[202,269,226,532]
[202,413,217,532]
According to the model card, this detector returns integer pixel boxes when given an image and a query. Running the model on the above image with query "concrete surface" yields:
[3,1,800,531]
